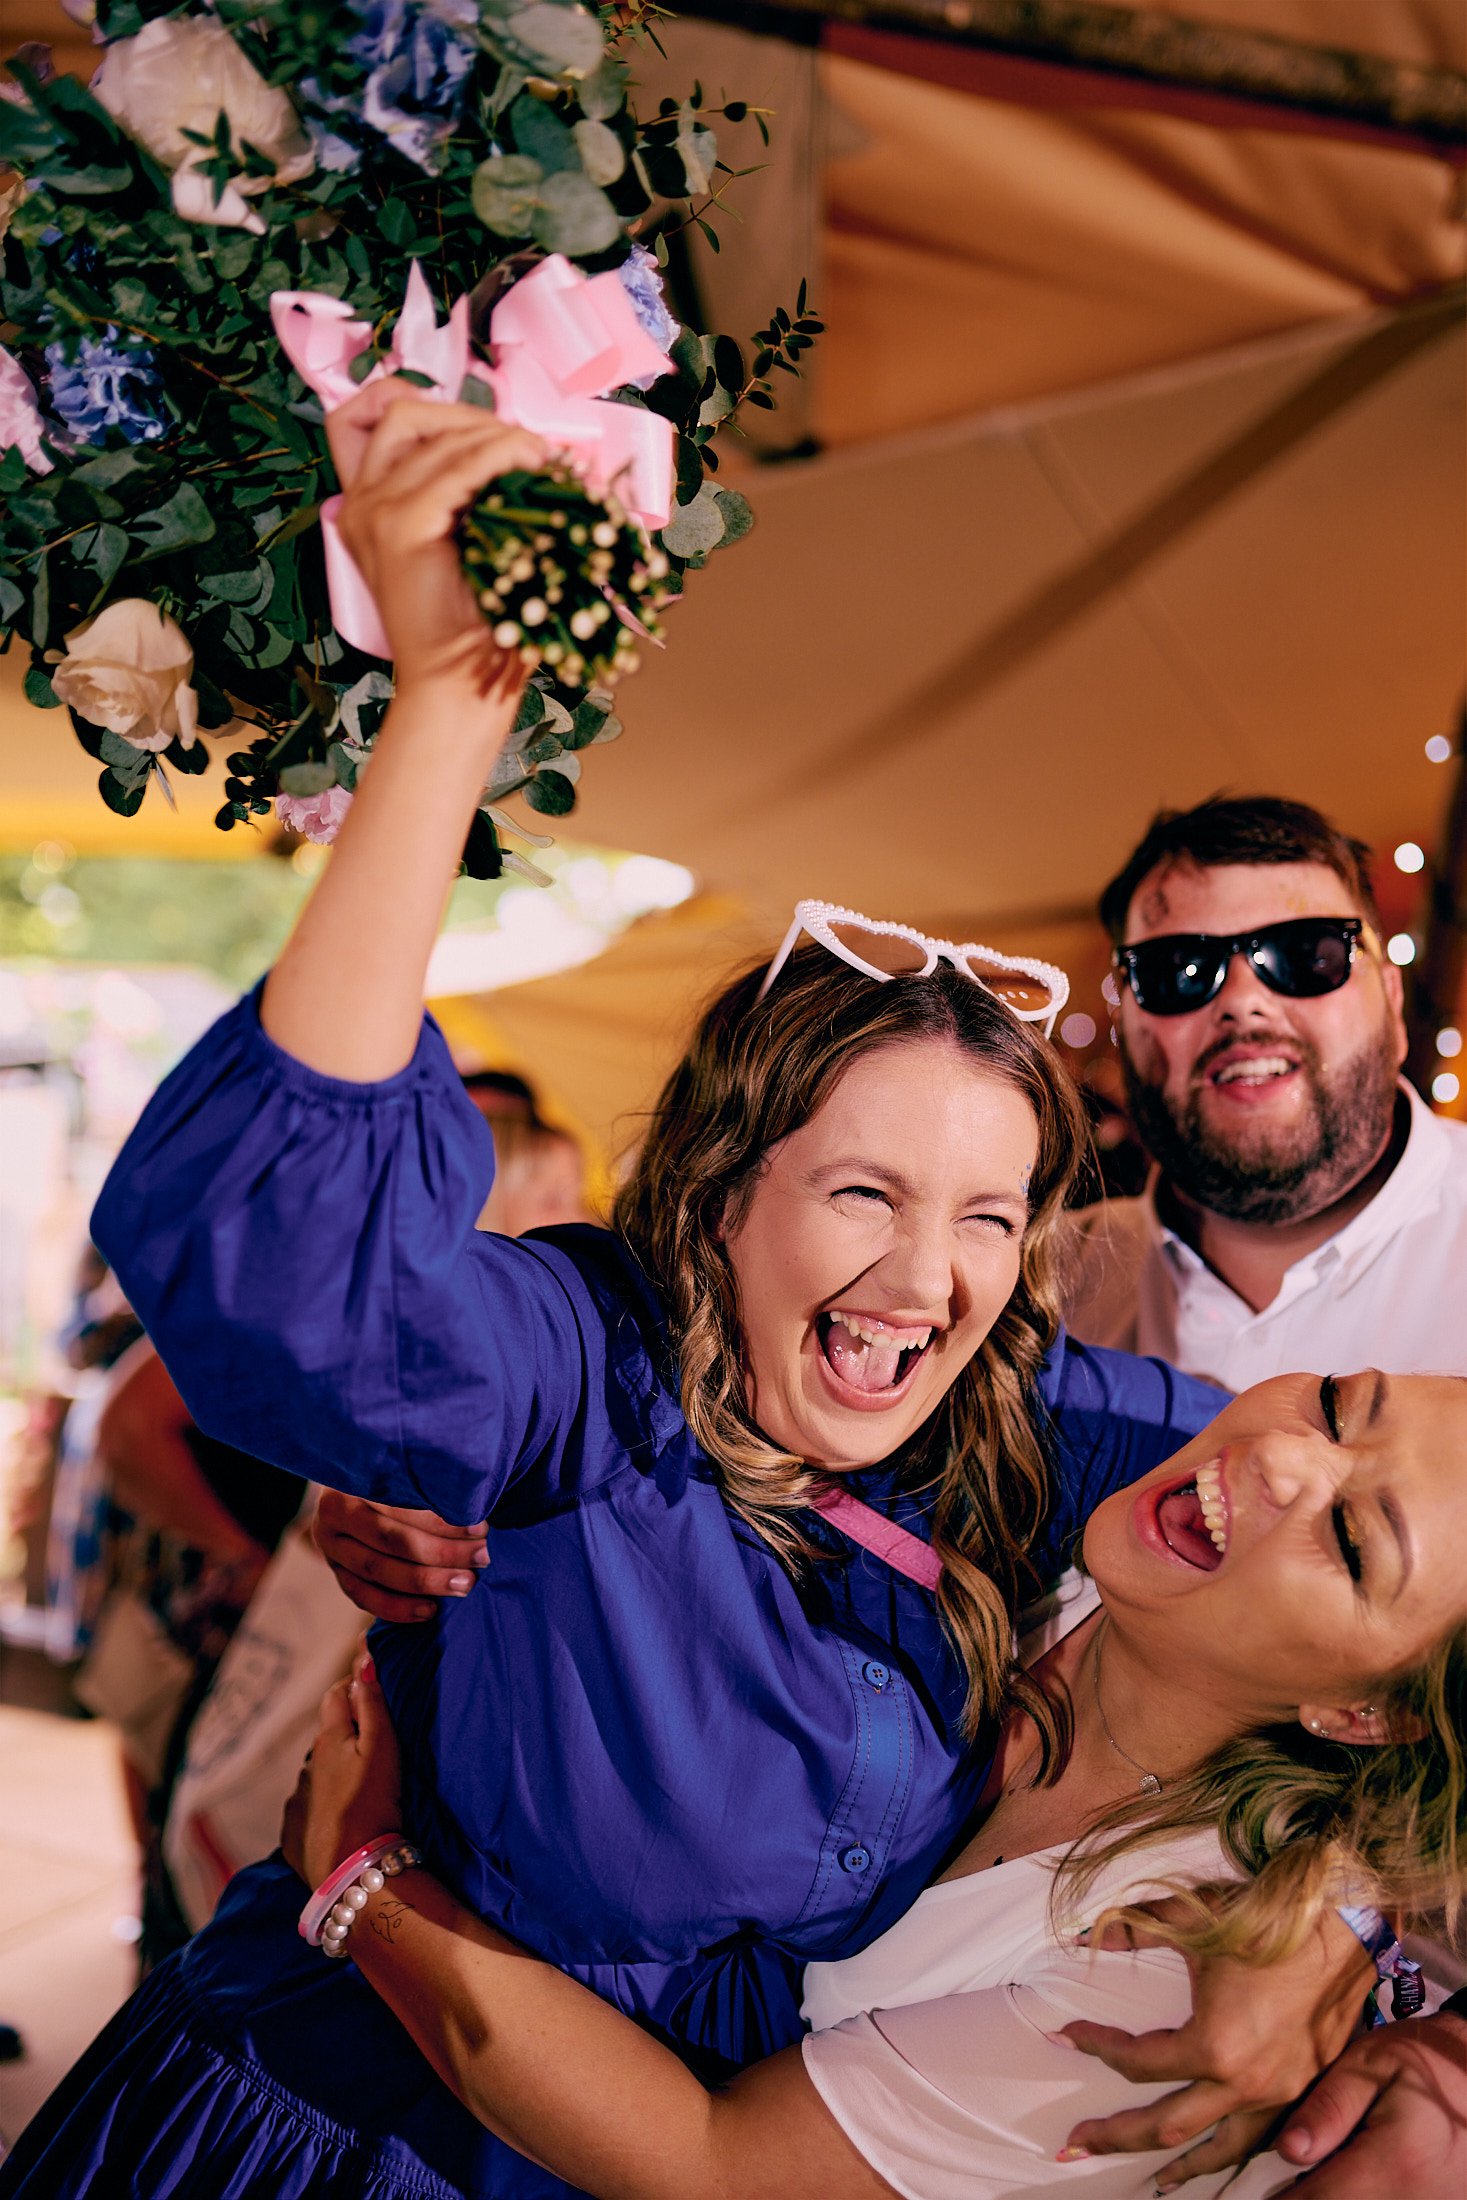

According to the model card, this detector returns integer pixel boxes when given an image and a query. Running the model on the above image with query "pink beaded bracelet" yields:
[298,1835,421,1956]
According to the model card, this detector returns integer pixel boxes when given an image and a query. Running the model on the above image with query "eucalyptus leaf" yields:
[676,119,718,196]
[31,552,50,648]
[505,3,604,78]
[133,483,216,559]
[99,729,152,780]
[711,488,754,546]
[532,170,620,257]
[511,92,579,175]
[23,663,60,710]
[279,760,336,795]
[472,154,544,236]
[578,59,629,123]
[98,765,148,816]
[572,118,624,186]
[660,484,725,558]
[200,558,273,609]
[524,765,577,816]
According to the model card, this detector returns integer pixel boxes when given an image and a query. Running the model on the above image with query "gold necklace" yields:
[1092,1623,1164,1798]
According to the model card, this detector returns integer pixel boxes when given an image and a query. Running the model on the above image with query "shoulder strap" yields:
[808,1486,943,1592]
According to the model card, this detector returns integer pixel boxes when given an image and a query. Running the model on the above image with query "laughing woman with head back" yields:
[286,1368,1467,2197]
[0,399,1403,2200]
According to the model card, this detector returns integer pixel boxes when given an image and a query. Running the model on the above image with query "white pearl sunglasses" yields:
[756,900,1070,1037]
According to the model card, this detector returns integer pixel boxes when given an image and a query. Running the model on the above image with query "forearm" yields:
[351,1870,726,2200]
[260,679,517,1081]
[102,1426,263,1566]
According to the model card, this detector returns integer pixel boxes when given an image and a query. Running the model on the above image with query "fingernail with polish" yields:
[448,1572,474,1595]
[1042,2031,1078,2052]
[1055,2147,1090,2164]
[473,1547,490,1568]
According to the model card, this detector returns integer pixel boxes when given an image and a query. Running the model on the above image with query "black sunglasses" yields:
[1115,916,1366,1017]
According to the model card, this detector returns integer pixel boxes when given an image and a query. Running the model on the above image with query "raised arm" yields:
[260,388,545,1080]
[90,400,607,1522]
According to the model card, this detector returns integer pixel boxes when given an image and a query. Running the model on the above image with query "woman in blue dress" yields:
[2,395,1250,2199]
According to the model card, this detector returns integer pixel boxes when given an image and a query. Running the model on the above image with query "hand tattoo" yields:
[370,1898,409,1944]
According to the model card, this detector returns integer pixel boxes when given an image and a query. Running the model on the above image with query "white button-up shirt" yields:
[1063,1085,1467,1389]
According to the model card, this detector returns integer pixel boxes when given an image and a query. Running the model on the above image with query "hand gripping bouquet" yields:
[0,1,819,876]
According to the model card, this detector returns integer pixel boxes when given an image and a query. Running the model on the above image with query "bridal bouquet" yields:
[0,1,817,875]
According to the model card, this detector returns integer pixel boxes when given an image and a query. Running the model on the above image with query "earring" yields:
[1309,1718,1327,1735]
[1361,1705,1377,1719]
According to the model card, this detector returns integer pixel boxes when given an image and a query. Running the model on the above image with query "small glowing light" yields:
[1100,972,1121,1008]
[1432,1072,1460,1105]
[1387,933,1417,967]
[1059,1012,1097,1048]
[1393,841,1426,874]
[1438,1027,1463,1058]
[1425,735,1453,764]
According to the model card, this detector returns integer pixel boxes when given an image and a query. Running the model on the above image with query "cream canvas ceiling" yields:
[2,2,1463,1143]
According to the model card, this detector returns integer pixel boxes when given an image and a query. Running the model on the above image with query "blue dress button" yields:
[840,1844,871,1874]
[862,1660,889,1690]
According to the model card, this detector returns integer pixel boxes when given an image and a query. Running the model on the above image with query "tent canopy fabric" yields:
[2,2,1463,1146]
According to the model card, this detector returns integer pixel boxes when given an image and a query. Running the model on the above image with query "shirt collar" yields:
[1148,1082,1450,1291]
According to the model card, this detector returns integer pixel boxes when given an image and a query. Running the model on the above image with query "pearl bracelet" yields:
[299,1835,421,1958]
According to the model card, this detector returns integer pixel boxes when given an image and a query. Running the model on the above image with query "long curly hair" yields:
[614,946,1090,1745]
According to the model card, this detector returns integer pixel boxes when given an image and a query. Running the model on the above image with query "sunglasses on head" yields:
[1115,916,1366,1018]
[758,900,1070,1035]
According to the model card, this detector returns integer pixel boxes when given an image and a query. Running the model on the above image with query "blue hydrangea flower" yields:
[305,114,364,174]
[617,246,679,380]
[45,330,166,446]
[349,0,477,171]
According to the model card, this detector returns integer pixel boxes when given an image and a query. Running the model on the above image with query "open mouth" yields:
[816,1310,935,1401]
[1207,1052,1299,1093]
[1151,1460,1228,1572]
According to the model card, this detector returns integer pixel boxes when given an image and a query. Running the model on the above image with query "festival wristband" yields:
[1337,1903,1400,1976]
[299,1835,421,1954]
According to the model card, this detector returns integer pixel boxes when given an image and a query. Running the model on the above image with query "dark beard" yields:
[1121,1028,1400,1225]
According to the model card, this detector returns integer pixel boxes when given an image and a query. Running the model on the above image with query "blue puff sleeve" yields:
[1034,1331,1228,1575]
[91,988,604,1523]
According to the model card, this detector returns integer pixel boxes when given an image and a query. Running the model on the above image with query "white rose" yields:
[50,599,201,751]
[93,18,314,233]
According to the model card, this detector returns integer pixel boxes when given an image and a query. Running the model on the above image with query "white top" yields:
[799,1579,1293,2197]
[801,1828,1295,2199]
[1062,1084,1467,1389]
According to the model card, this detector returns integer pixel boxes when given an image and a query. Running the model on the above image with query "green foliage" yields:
[0,2,812,864]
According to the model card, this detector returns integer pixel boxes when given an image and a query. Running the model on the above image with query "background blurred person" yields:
[77,1341,305,1972]
[479,1118,589,1236]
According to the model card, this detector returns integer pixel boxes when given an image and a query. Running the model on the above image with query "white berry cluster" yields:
[459,466,673,690]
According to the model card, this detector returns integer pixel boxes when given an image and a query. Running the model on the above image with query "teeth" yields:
[1193,1461,1228,1553]
[1215,1056,1294,1086]
[826,1312,932,1352]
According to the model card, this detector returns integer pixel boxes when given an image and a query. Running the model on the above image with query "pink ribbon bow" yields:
[270,258,675,659]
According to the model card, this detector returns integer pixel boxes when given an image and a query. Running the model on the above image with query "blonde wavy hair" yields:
[1062,1617,1467,1964]
[615,946,1090,1746]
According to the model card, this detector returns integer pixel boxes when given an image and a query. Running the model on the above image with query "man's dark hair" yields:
[460,1066,540,1114]
[1098,795,1380,944]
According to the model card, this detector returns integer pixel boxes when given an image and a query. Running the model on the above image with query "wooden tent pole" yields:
[674,0,1467,150]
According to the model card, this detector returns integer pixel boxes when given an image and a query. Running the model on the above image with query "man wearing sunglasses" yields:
[1065,793,1467,2199]
[1066,793,1467,1383]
